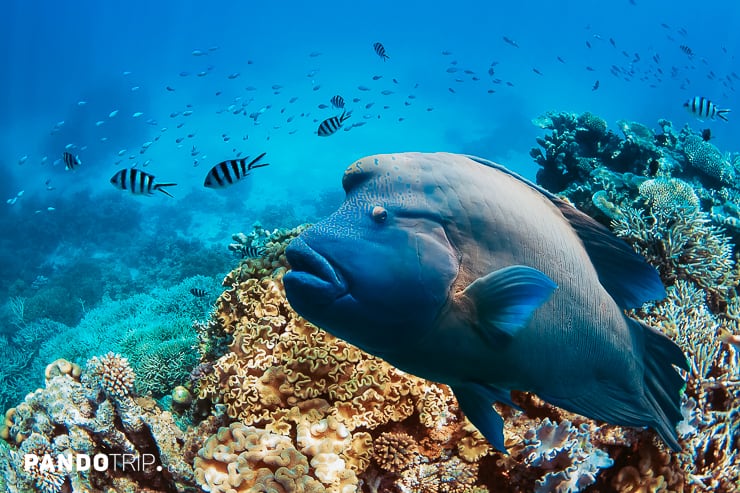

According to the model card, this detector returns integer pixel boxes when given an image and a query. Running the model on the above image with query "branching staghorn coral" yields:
[636,280,740,491]
[611,206,735,303]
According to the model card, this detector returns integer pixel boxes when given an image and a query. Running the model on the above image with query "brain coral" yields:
[194,422,328,493]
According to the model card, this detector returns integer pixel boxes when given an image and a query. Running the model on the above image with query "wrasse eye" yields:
[372,206,388,223]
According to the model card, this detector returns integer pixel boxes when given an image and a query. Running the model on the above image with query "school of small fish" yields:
[8,21,738,208]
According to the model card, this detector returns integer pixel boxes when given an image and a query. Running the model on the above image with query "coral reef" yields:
[531,111,740,244]
[1,112,738,492]
[533,111,740,492]
[0,355,195,492]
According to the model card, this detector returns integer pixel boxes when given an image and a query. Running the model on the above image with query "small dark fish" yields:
[203,152,270,188]
[684,96,730,121]
[318,104,329,109]
[190,288,207,297]
[330,95,345,109]
[532,68,543,75]
[317,111,352,136]
[557,56,566,64]
[592,80,600,91]
[110,169,176,197]
[62,151,81,170]
[648,158,660,175]
[586,40,592,49]
[373,42,389,60]
[680,45,693,56]
[701,128,711,141]
[502,36,518,47]
[372,75,383,80]
[609,38,616,47]
[240,245,267,258]
[166,85,175,92]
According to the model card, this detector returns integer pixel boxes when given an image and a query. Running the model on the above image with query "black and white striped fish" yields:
[317,111,352,137]
[63,151,81,170]
[684,96,730,121]
[240,245,267,258]
[203,152,269,189]
[330,95,345,109]
[110,168,177,197]
[373,42,389,60]
[190,288,207,297]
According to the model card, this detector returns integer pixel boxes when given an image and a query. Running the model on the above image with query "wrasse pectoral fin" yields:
[463,265,557,340]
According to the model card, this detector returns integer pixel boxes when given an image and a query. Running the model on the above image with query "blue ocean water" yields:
[0,0,738,395]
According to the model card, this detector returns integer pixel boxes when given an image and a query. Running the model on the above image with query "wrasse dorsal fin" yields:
[462,265,556,340]
[555,201,666,308]
[465,154,666,309]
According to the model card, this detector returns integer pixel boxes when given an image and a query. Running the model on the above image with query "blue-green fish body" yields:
[284,152,687,452]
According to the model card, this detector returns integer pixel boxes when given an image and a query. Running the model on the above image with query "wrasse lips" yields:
[284,237,347,305]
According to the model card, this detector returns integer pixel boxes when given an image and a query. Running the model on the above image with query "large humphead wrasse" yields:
[283,152,688,452]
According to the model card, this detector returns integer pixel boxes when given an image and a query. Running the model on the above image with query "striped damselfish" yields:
[110,168,176,197]
[203,152,269,189]
[684,96,730,121]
